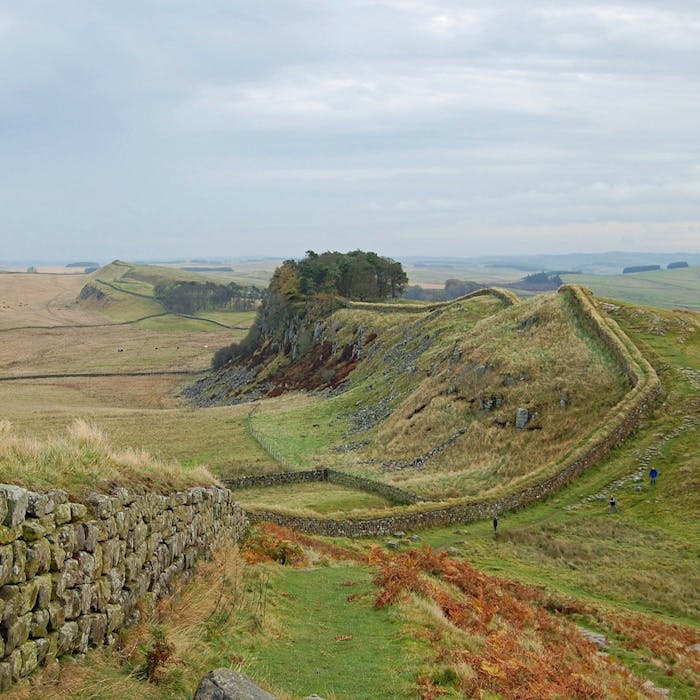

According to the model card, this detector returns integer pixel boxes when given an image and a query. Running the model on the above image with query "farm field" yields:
[0,265,265,474]
[563,266,700,311]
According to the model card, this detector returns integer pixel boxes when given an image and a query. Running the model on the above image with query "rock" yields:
[86,494,113,519]
[26,492,53,517]
[576,625,609,650]
[194,669,279,699]
[385,540,400,550]
[0,487,28,528]
[515,408,530,431]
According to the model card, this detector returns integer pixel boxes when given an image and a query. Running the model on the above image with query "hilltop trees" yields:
[292,250,408,301]
[211,250,408,369]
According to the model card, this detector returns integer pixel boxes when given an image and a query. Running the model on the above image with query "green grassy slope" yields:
[245,291,631,500]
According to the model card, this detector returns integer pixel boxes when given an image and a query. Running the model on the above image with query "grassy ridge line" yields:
[344,286,519,313]
[243,285,661,532]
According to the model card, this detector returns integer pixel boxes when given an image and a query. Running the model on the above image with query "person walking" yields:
[649,467,658,485]
[492,516,498,534]
[609,495,618,512]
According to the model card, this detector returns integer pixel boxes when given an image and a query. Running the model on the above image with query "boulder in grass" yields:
[194,669,279,700]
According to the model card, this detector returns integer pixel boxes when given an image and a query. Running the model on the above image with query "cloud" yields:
[1,1,699,260]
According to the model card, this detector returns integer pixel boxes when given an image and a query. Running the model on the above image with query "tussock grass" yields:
[0,419,214,497]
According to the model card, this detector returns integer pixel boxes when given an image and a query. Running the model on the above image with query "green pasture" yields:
[563,266,700,311]
[235,482,394,514]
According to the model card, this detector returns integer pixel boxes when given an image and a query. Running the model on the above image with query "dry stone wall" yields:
[225,468,424,506]
[0,483,247,692]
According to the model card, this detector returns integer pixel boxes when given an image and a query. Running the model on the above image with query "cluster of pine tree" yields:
[154,280,263,314]
[279,250,408,301]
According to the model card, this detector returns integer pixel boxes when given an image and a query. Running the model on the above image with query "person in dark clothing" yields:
[609,495,618,512]
[492,516,498,534]
[649,467,658,485]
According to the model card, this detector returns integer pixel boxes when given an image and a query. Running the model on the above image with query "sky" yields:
[1,1,699,262]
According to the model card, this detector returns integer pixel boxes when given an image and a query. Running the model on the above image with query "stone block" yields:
[101,538,118,573]
[86,493,114,519]
[107,567,125,603]
[7,648,21,681]
[59,589,81,620]
[34,636,51,665]
[54,558,80,596]
[26,492,53,517]
[112,487,132,506]
[46,489,68,506]
[70,503,88,521]
[26,538,51,578]
[0,526,19,546]
[3,613,31,655]
[0,487,27,528]
[19,640,38,676]
[77,551,97,582]
[124,554,141,582]
[105,604,124,633]
[35,574,52,609]
[53,503,72,525]
[17,579,40,614]
[55,523,78,556]
[79,584,93,615]
[114,511,127,538]
[30,609,49,638]
[9,541,26,584]
[188,488,205,505]
[0,585,20,626]
[0,545,13,587]
[82,522,98,552]
[77,616,91,653]
[57,621,79,655]
[92,577,111,612]
[49,538,66,571]
[89,613,107,646]
[47,601,65,631]
[21,519,46,542]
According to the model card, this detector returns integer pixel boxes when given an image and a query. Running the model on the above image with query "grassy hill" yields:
[200,288,633,503]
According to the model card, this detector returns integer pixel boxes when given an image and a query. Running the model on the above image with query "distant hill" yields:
[67,261,100,268]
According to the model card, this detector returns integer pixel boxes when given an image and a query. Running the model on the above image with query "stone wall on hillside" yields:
[225,468,425,506]
[0,483,247,692]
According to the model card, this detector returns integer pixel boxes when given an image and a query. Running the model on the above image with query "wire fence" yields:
[247,405,295,469]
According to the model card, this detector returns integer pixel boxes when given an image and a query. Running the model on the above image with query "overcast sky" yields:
[1,1,699,262]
